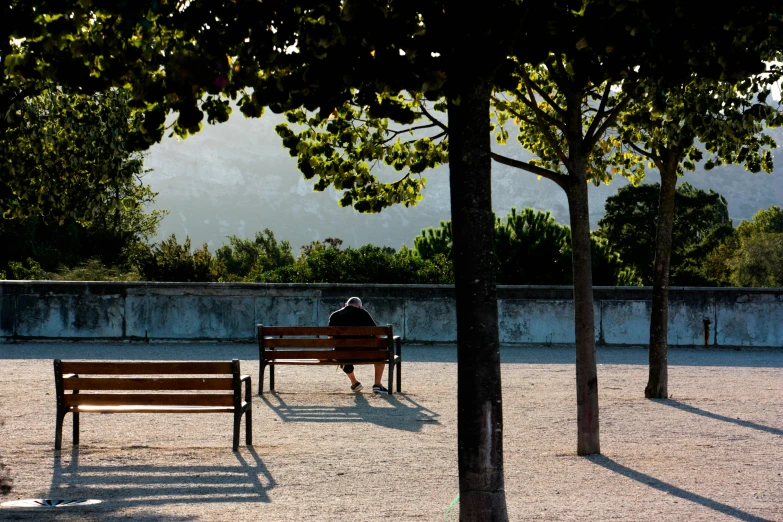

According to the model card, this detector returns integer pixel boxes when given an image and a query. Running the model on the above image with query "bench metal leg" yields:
[396,359,402,393]
[269,364,275,392]
[73,412,80,446]
[388,362,393,396]
[258,364,265,395]
[233,412,241,452]
[245,409,252,446]
[55,409,67,450]
[244,376,253,446]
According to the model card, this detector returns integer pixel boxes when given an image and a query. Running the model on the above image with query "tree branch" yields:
[514,87,567,132]
[382,123,440,144]
[392,172,412,185]
[584,82,612,142]
[513,86,572,169]
[553,60,570,86]
[522,72,567,118]
[584,93,631,150]
[419,103,448,132]
[492,95,544,130]
[400,130,447,145]
[490,152,567,190]
[628,143,659,161]
[628,143,663,171]
[545,61,563,86]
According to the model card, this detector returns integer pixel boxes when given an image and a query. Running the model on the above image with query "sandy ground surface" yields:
[0,343,781,521]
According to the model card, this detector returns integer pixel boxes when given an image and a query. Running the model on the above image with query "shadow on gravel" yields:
[654,400,783,437]
[589,455,773,522]
[260,392,440,432]
[47,446,275,510]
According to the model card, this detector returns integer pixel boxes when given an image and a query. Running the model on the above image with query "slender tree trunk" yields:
[646,153,679,399]
[449,78,508,520]
[565,177,600,455]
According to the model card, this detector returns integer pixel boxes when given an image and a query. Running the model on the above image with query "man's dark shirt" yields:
[328,306,377,328]
[329,306,377,372]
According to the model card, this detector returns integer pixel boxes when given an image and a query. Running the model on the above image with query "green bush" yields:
[415,208,640,286]
[7,258,48,280]
[215,229,295,281]
[134,235,215,282]
[259,243,453,284]
[49,259,141,282]
[704,206,783,287]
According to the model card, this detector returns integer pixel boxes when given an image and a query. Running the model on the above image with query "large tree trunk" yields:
[448,78,508,520]
[565,177,600,455]
[645,153,679,399]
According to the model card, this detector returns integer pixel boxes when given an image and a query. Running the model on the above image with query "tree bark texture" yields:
[448,79,508,521]
[645,153,679,399]
[565,178,600,455]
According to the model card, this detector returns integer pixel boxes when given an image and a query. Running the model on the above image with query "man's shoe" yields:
[351,382,363,392]
[372,384,389,395]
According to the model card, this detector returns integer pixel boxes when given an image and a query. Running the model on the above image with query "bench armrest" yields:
[240,375,252,404]
[393,336,402,357]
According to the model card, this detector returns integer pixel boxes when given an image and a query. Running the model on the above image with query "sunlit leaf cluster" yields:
[0,84,145,223]
[616,71,783,179]
[275,92,448,212]
[491,57,644,188]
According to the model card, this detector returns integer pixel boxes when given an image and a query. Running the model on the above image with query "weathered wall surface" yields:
[0,282,781,347]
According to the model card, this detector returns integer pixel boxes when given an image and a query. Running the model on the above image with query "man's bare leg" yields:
[346,371,359,386]
[373,363,385,386]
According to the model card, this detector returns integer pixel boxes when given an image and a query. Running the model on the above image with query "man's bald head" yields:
[345,297,362,308]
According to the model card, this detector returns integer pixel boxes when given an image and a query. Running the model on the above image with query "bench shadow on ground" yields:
[259,392,440,432]
[47,446,275,512]
[652,399,783,437]
[588,455,773,522]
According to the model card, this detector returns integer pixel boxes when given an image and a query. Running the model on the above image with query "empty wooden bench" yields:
[257,325,402,394]
[53,359,252,451]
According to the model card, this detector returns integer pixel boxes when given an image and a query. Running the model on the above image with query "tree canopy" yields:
[596,183,734,285]
[704,206,783,287]
[0,85,163,278]
[0,85,146,222]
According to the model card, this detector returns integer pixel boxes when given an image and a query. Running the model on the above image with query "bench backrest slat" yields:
[63,393,234,407]
[263,337,389,349]
[62,377,234,391]
[264,350,389,361]
[262,326,390,337]
[60,362,234,375]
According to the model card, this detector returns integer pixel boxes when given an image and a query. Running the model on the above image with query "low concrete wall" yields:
[0,282,781,347]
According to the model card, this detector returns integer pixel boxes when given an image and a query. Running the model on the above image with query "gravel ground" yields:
[0,343,781,521]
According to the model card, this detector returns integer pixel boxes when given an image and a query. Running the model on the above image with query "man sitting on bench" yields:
[328,297,389,394]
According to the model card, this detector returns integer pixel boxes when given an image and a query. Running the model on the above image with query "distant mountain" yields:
[144,113,783,252]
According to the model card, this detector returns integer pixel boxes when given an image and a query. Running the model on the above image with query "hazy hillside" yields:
[144,113,783,252]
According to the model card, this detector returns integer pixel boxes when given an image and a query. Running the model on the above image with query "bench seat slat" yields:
[64,393,234,407]
[60,362,234,375]
[263,337,388,348]
[263,326,389,336]
[66,405,245,413]
[264,350,389,361]
[63,378,234,391]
